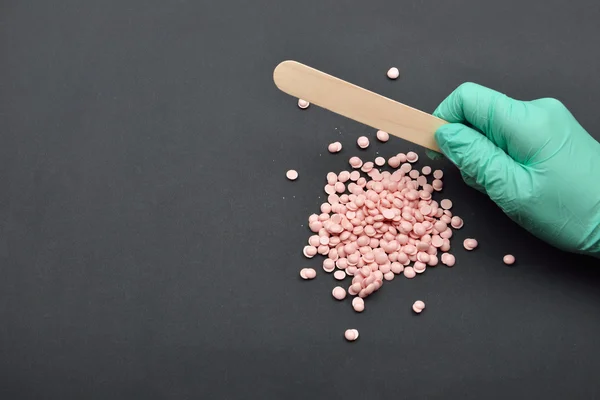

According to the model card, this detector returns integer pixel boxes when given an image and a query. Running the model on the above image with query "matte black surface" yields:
[1,1,600,398]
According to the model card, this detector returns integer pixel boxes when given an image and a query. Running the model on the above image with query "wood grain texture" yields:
[273,60,446,151]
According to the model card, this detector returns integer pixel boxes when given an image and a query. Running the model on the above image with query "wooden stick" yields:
[273,60,446,152]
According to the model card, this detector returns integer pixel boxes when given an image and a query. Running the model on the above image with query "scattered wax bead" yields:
[303,246,317,258]
[338,171,351,183]
[344,329,359,341]
[412,300,425,313]
[357,136,370,149]
[441,253,455,267]
[308,235,320,247]
[332,286,347,300]
[450,216,464,229]
[349,157,363,169]
[349,283,361,295]
[350,171,360,181]
[382,209,395,220]
[347,253,360,265]
[374,252,388,265]
[440,239,451,252]
[334,270,346,280]
[421,166,432,175]
[298,99,310,109]
[391,262,404,274]
[326,172,337,185]
[388,156,401,168]
[376,130,390,142]
[503,254,516,265]
[361,162,374,173]
[320,203,332,214]
[433,170,444,179]
[300,268,316,279]
[403,267,416,279]
[440,199,453,210]
[384,271,395,281]
[406,151,419,163]
[375,157,386,166]
[328,194,340,204]
[352,297,365,312]
[417,252,430,263]
[328,142,342,153]
[440,229,453,239]
[387,67,400,79]
[413,261,426,274]
[323,259,336,273]
[286,170,298,180]
[463,238,478,250]
[428,255,439,266]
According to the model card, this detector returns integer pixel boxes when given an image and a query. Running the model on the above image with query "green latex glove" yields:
[432,83,600,257]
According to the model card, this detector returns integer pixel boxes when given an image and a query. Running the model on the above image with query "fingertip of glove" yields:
[434,123,462,149]
[425,149,445,161]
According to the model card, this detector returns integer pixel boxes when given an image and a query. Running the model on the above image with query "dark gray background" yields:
[1,0,599,399]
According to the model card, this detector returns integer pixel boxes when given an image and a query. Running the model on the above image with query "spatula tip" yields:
[273,60,298,87]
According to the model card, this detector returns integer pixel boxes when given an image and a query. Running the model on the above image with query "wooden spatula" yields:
[273,60,446,152]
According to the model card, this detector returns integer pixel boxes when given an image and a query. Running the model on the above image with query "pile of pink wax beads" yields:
[302,150,464,304]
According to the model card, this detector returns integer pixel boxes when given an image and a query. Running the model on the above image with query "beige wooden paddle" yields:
[273,60,447,152]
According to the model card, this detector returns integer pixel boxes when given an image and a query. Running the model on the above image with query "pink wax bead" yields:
[451,216,464,229]
[349,157,363,169]
[332,286,347,300]
[403,267,416,279]
[427,254,438,266]
[388,157,401,168]
[344,329,359,341]
[391,262,404,274]
[412,300,425,313]
[286,170,299,180]
[303,246,317,258]
[298,99,310,109]
[406,152,419,163]
[463,238,478,251]
[300,268,317,279]
[361,162,374,173]
[441,253,456,267]
[352,297,365,312]
[334,270,346,280]
[328,142,342,153]
[503,254,516,265]
[323,259,335,273]
[440,199,453,210]
[413,261,426,274]
[357,136,370,149]
[377,130,390,142]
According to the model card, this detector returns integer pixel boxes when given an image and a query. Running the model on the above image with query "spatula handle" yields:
[273,60,446,152]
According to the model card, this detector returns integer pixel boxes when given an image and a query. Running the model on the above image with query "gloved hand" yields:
[432,82,600,257]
